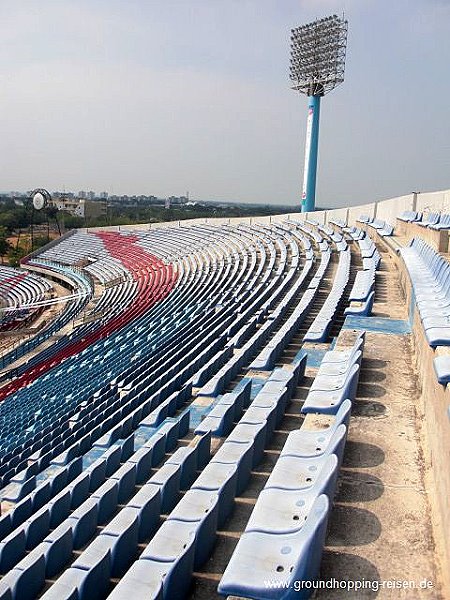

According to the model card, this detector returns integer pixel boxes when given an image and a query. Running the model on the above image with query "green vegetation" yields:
[0,198,296,267]
[55,202,295,229]
[0,227,12,264]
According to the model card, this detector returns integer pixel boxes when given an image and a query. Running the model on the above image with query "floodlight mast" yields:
[290,14,348,212]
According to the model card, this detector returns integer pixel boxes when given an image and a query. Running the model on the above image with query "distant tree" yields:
[8,245,27,268]
[62,214,84,229]
[0,230,12,264]
[33,235,51,249]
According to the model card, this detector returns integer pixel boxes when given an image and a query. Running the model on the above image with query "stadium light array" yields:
[290,14,348,212]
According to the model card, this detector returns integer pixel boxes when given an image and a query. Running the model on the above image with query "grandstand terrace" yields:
[0,188,449,599]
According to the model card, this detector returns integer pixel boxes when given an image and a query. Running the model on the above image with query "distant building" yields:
[51,197,106,219]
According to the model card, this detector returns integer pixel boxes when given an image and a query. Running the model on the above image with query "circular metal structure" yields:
[31,188,51,211]
[33,192,46,211]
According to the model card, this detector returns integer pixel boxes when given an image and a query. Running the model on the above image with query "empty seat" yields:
[218,495,330,600]
[191,462,238,527]
[105,559,163,599]
[168,488,219,567]
[139,520,197,599]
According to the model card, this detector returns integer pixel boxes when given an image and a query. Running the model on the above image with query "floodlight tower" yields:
[290,14,348,212]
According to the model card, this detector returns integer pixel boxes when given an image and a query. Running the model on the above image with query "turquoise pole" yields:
[301,94,321,212]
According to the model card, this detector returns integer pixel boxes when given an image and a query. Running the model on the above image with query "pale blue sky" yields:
[1,0,449,206]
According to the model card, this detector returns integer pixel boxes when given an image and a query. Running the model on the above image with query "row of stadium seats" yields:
[397,210,450,230]
[218,332,364,600]
[0,218,366,599]
[3,202,450,598]
[0,264,92,372]
[356,215,393,236]
[400,238,450,349]
[0,267,53,331]
[0,222,306,486]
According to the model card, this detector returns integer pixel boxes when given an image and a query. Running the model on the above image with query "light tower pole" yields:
[290,15,348,212]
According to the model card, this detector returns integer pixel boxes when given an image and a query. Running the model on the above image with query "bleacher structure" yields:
[0,188,449,599]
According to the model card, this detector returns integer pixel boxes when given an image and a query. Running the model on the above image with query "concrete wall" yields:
[347,202,377,226]
[85,188,450,234]
[326,207,349,224]
[376,194,413,225]
[416,189,450,214]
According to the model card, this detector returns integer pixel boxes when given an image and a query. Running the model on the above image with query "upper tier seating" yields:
[429,213,450,231]
[418,212,440,228]
[400,238,450,347]
[397,210,422,223]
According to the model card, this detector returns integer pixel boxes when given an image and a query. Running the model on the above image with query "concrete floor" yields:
[319,330,439,599]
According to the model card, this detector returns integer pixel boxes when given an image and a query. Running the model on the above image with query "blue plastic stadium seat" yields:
[218,495,330,600]
[0,529,26,574]
[192,462,238,527]
[106,559,163,599]
[166,446,197,490]
[0,514,12,543]
[156,421,179,452]
[401,238,450,348]
[226,422,267,467]
[41,540,111,600]
[245,456,337,534]
[265,453,338,500]
[110,463,137,504]
[168,488,219,568]
[68,473,90,510]
[127,446,154,484]
[280,423,347,467]
[67,498,98,550]
[344,291,375,317]
[100,507,140,577]
[194,403,235,437]
[91,480,119,525]
[301,364,360,415]
[398,210,421,222]
[145,433,167,468]
[42,522,74,578]
[24,506,50,549]
[149,463,181,514]
[241,404,278,441]
[87,460,107,493]
[1,550,46,600]
[127,484,161,542]
[211,440,254,495]
[433,355,450,385]
[140,519,196,599]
